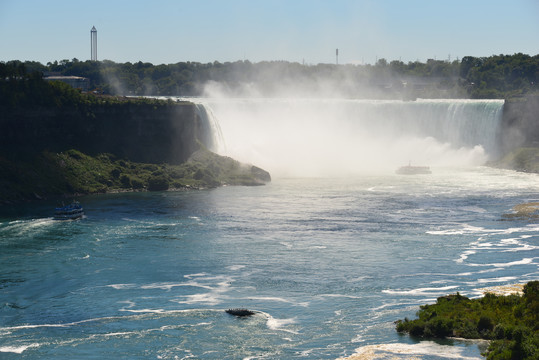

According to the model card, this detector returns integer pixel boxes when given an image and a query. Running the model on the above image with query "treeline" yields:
[2,53,538,99]
[460,53,538,98]
[0,61,178,109]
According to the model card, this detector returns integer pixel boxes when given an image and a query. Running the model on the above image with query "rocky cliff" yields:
[0,97,271,202]
[500,95,539,154]
[0,99,204,164]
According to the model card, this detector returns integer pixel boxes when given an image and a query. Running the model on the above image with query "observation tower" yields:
[91,26,97,61]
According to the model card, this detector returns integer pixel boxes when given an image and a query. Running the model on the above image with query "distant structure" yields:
[44,75,90,91]
[336,48,339,65]
[91,26,97,61]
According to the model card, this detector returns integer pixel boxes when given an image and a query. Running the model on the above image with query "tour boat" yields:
[54,201,84,220]
[396,163,432,175]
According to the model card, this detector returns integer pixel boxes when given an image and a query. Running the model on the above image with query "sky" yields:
[1,0,538,66]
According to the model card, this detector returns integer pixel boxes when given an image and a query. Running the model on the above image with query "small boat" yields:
[54,201,84,220]
[225,308,255,317]
[396,163,431,175]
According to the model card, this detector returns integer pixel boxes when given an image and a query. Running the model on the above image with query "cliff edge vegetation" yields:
[395,281,539,359]
[0,147,270,203]
[0,64,270,203]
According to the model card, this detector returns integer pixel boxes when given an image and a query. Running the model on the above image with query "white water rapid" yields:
[192,98,504,177]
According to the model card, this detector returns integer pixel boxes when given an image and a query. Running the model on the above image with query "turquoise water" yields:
[1,167,538,359]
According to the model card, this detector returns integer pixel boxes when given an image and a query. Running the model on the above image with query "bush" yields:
[131,178,144,189]
[120,174,131,188]
[147,175,169,191]
[478,315,495,334]
[171,180,185,188]
[193,168,204,180]
[493,324,506,339]
[431,318,454,337]
[143,164,159,172]
[111,168,121,179]
[409,322,425,337]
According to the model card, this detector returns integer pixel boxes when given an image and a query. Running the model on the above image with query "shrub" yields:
[409,322,425,337]
[194,168,204,180]
[431,318,454,337]
[395,319,407,333]
[478,315,495,334]
[143,164,158,172]
[120,174,131,188]
[131,178,144,189]
[171,180,185,188]
[111,168,121,179]
[493,324,506,339]
[66,149,84,160]
[147,175,169,191]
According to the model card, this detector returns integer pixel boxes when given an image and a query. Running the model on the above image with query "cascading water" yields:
[189,98,504,177]
[193,103,227,154]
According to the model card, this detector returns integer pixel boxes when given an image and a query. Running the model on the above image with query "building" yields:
[44,75,90,91]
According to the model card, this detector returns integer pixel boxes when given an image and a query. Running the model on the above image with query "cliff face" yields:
[0,99,272,202]
[0,101,204,164]
[500,95,539,154]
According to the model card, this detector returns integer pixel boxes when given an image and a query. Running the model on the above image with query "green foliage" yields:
[3,53,537,99]
[147,175,169,191]
[119,174,131,188]
[460,54,538,99]
[0,146,270,202]
[395,281,539,359]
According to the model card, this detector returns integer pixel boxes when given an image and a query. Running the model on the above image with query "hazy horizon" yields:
[1,0,538,66]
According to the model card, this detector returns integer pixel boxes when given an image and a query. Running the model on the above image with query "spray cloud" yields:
[198,88,503,178]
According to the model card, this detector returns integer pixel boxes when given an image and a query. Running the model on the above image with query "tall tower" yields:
[91,26,97,61]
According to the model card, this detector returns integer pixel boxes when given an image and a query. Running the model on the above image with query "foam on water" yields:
[0,343,41,354]
[340,341,486,360]
[262,313,299,334]
[1,167,538,359]
[382,286,459,297]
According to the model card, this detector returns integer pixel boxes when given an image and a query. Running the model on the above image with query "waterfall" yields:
[193,103,226,154]
[192,98,504,177]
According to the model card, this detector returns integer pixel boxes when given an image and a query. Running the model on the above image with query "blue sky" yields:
[1,0,538,65]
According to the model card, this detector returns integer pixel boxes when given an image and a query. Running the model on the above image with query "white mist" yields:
[194,97,504,178]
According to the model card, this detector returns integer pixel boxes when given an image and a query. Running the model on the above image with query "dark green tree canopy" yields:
[2,53,538,99]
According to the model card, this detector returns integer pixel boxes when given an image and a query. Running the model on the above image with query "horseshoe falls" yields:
[2,97,538,360]
[197,98,504,177]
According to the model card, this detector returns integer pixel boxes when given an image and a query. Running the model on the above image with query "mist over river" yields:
[1,98,538,359]
[194,98,505,177]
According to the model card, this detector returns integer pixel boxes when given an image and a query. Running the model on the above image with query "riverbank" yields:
[338,283,531,360]
[394,281,538,359]
[0,147,270,204]
[487,147,539,173]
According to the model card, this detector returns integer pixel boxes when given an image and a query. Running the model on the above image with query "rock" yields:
[225,308,255,317]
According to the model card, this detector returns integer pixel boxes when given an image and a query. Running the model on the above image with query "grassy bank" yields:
[395,281,538,359]
[0,147,270,203]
